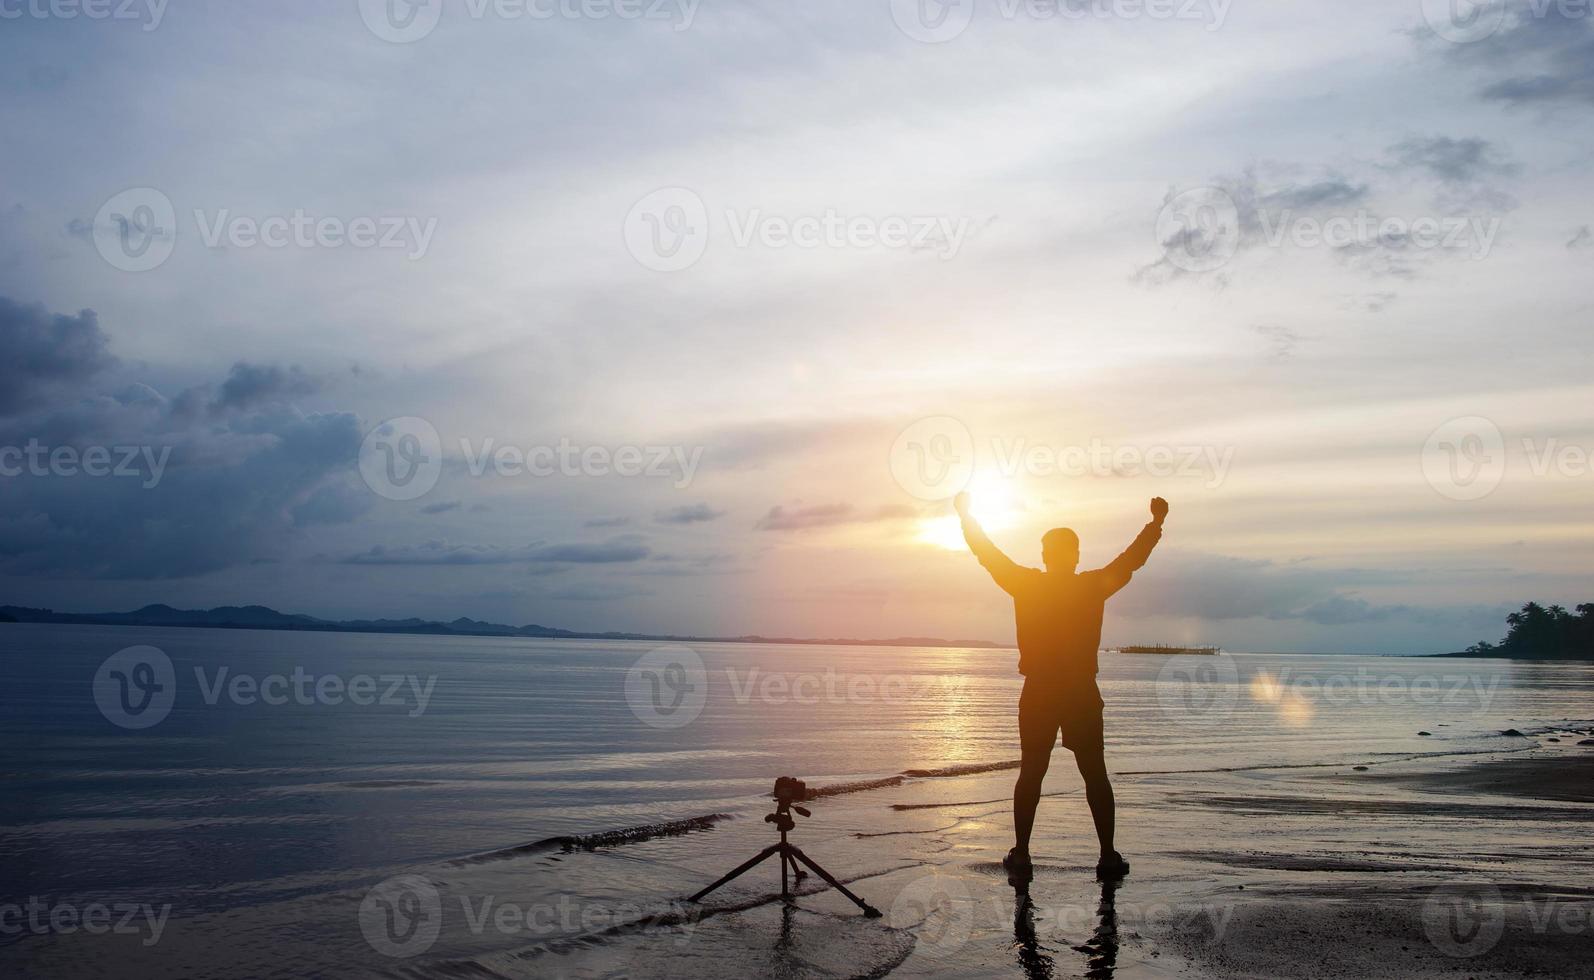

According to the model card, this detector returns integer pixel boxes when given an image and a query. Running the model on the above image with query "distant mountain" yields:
[0,603,1002,650]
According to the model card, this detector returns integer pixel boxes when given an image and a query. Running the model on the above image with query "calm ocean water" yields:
[3,623,1590,976]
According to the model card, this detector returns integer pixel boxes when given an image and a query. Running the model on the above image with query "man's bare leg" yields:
[1011,749,1050,860]
[1075,747,1128,877]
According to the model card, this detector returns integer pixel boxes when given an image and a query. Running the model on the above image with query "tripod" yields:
[689,795,881,917]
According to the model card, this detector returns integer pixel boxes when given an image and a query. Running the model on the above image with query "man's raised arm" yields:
[1099,497,1168,596]
[955,491,1028,595]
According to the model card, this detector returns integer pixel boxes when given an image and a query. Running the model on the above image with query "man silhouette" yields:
[955,491,1167,879]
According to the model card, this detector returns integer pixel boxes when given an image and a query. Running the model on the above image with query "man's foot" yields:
[1095,851,1130,880]
[1002,847,1032,870]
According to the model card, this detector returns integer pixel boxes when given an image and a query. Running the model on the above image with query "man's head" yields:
[1041,527,1080,573]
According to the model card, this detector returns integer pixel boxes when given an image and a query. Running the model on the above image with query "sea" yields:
[3,623,1590,977]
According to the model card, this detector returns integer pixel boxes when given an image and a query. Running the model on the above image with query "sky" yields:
[1,0,1591,654]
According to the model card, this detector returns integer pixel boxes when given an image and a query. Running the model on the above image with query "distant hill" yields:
[1445,602,1594,660]
[0,603,1002,650]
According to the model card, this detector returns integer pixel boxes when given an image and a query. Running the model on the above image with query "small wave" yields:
[901,760,1021,778]
[804,775,905,799]
[448,813,734,865]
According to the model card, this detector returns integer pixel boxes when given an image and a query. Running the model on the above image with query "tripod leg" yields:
[690,843,783,903]
[787,846,882,917]
[781,845,789,897]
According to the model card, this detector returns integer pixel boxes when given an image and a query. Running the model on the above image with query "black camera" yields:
[771,776,808,804]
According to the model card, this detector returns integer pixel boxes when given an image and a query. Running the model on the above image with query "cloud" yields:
[1569,226,1593,250]
[1110,551,1499,629]
[0,297,114,416]
[292,483,374,526]
[0,297,371,579]
[210,362,320,414]
[1426,2,1594,107]
[340,535,650,566]
[584,515,631,527]
[655,503,725,525]
[1386,136,1518,183]
[756,502,917,532]
[548,581,652,601]
[420,500,463,515]
[1136,172,1371,285]
[1253,324,1306,362]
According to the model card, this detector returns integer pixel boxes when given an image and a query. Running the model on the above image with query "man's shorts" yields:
[1018,677,1104,755]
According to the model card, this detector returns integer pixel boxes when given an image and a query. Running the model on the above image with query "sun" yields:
[919,472,1022,550]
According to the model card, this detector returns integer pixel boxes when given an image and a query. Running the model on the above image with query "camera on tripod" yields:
[768,776,811,829]
[690,774,880,917]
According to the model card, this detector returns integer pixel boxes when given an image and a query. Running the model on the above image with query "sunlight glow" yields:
[919,472,1024,550]
[1249,671,1315,727]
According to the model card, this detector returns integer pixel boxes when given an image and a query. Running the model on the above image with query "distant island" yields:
[1447,602,1594,660]
[0,603,1003,650]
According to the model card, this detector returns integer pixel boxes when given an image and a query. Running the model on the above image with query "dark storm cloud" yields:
[1428,2,1594,107]
[0,297,114,416]
[292,483,375,526]
[0,297,366,579]
[211,363,321,414]
[655,503,725,525]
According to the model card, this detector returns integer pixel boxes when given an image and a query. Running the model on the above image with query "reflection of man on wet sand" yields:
[956,492,1167,879]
